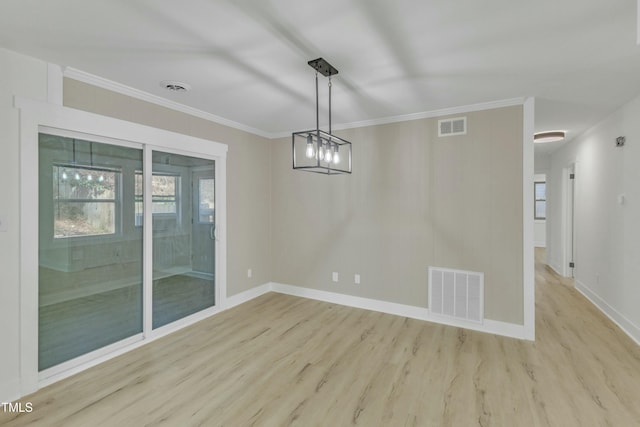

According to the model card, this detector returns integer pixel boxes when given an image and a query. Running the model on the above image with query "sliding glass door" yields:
[151,151,216,329]
[38,135,218,372]
[38,133,143,371]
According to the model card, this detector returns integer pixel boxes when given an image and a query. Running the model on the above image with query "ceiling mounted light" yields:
[534,130,565,143]
[292,58,352,175]
[160,80,191,92]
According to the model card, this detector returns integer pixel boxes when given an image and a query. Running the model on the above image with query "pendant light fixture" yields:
[292,58,352,175]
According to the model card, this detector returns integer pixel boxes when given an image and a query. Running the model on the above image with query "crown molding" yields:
[271,97,527,139]
[63,67,274,139]
[337,97,527,130]
[64,67,526,141]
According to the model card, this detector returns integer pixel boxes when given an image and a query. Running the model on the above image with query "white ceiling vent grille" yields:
[429,266,483,323]
[438,117,467,137]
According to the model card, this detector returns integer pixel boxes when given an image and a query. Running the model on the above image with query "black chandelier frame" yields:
[292,58,352,175]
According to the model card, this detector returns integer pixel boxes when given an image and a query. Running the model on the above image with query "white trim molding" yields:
[269,283,529,340]
[330,98,526,133]
[575,280,640,346]
[63,67,273,139]
[64,66,526,141]
[547,262,564,277]
[225,284,272,309]
[272,97,527,139]
[522,97,536,341]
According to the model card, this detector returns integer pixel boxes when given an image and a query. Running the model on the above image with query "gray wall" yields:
[271,106,524,324]
[64,79,272,297]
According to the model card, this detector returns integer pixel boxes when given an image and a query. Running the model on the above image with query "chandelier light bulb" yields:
[87,174,93,181]
[305,135,315,158]
[325,145,333,163]
[333,146,340,165]
[98,175,104,182]
[74,173,80,180]
[61,171,68,181]
[318,143,325,161]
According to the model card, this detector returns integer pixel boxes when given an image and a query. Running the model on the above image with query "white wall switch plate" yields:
[247,269,252,278]
[354,274,361,284]
[332,272,339,282]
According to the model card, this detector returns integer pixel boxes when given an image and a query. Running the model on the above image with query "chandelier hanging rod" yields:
[309,57,338,136]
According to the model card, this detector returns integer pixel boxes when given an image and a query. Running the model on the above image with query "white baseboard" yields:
[270,283,430,321]
[225,283,271,309]
[575,280,640,346]
[269,282,529,340]
[0,378,21,405]
[548,262,564,277]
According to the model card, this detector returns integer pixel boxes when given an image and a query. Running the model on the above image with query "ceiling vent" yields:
[438,117,467,137]
[160,80,191,92]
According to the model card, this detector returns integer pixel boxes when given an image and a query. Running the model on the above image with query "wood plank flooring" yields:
[2,248,640,426]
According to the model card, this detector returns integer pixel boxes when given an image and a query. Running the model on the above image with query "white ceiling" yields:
[2,0,640,153]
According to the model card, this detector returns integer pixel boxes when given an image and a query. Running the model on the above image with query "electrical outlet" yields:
[354,274,361,284]
[247,269,252,278]
[332,272,339,282]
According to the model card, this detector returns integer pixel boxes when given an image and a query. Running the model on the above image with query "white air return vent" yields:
[429,267,483,323]
[438,117,467,137]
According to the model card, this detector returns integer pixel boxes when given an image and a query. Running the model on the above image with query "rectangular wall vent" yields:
[429,266,483,323]
[438,116,467,137]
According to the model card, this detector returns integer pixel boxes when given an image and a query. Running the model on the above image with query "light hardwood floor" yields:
[2,249,640,426]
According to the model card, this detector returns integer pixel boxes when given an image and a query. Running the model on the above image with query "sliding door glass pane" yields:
[39,133,143,371]
[152,151,215,329]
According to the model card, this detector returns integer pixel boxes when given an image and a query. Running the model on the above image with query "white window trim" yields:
[16,97,228,396]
